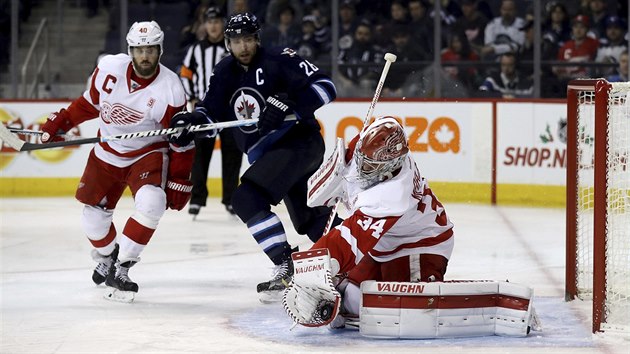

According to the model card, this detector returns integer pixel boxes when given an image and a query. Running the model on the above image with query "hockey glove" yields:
[258,93,293,136]
[41,110,74,143]
[169,109,216,147]
[166,148,195,210]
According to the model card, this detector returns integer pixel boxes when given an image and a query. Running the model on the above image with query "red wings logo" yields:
[100,102,144,125]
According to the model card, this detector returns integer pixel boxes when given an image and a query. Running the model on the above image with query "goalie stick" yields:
[319,52,397,234]
[0,119,258,152]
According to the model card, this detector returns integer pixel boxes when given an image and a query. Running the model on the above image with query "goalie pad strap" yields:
[359,280,537,339]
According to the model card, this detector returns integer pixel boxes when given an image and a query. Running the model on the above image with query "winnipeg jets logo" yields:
[236,96,256,120]
[230,87,263,134]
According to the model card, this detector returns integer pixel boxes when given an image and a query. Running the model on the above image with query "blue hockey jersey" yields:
[197,47,336,163]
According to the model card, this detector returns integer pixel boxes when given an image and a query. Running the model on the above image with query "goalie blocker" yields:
[284,249,541,339]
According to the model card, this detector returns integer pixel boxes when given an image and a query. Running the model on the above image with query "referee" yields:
[180,6,243,217]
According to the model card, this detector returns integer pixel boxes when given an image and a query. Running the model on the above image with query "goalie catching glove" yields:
[282,249,342,327]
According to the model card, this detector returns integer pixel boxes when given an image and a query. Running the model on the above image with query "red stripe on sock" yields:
[122,217,155,245]
[90,223,117,248]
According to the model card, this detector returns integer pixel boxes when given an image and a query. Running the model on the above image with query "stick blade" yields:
[0,123,26,151]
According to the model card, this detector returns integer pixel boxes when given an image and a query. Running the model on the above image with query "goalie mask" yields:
[354,117,409,186]
[126,21,164,56]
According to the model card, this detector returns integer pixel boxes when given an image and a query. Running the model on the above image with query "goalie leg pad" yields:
[282,249,341,327]
[359,280,540,339]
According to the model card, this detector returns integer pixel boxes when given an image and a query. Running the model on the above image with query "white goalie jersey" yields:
[341,154,455,263]
[82,54,186,167]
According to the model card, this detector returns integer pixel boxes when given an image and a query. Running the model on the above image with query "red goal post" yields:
[566,79,630,334]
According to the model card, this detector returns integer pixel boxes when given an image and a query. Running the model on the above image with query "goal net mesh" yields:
[575,83,630,331]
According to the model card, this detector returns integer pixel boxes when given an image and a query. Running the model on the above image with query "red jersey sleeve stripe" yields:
[89,67,100,105]
[161,104,185,128]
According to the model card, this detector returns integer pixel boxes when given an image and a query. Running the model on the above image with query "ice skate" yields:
[257,257,294,304]
[189,204,201,220]
[225,204,236,215]
[104,258,139,303]
[91,244,119,285]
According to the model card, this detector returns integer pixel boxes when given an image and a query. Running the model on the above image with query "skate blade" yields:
[104,287,136,303]
[258,290,284,304]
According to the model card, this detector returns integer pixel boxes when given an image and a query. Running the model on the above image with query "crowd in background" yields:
[173,0,628,98]
[2,0,629,98]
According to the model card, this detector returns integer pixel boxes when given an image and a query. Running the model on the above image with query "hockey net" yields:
[566,79,630,334]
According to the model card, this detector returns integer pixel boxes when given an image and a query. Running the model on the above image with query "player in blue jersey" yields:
[169,12,340,302]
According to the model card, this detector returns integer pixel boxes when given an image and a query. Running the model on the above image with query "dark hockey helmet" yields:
[225,12,261,39]
[354,117,409,186]
[205,5,224,20]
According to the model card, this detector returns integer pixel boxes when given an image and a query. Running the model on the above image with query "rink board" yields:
[1,99,567,206]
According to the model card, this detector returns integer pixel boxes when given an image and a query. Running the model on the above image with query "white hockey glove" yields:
[282,249,341,327]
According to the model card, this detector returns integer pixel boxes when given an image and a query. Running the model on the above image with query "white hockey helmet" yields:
[354,117,409,186]
[126,21,164,55]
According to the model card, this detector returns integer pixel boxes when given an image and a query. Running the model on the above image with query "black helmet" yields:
[205,6,224,20]
[224,12,261,39]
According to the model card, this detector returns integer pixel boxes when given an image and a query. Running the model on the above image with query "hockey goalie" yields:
[283,117,541,338]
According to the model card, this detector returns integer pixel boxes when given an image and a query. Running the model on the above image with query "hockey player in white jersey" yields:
[40,21,195,302]
[285,117,454,320]
[284,117,540,338]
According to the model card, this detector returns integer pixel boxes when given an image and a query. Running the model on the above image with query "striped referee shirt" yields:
[180,39,228,102]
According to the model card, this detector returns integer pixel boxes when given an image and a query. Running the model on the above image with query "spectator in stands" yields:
[407,0,434,57]
[375,0,410,48]
[337,19,383,97]
[595,15,628,76]
[452,0,489,56]
[338,0,360,51]
[427,0,462,26]
[232,0,250,14]
[519,19,559,83]
[180,3,211,49]
[480,0,526,60]
[587,0,611,39]
[383,24,429,97]
[265,0,303,27]
[260,5,301,49]
[302,2,330,31]
[478,52,533,98]
[607,52,628,82]
[441,31,480,93]
[179,6,243,217]
[542,2,571,50]
[296,14,330,61]
[554,15,599,80]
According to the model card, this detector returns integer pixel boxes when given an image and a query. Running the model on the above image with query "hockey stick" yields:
[0,119,258,152]
[321,53,397,234]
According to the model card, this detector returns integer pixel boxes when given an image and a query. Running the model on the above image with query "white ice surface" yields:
[1,197,628,353]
